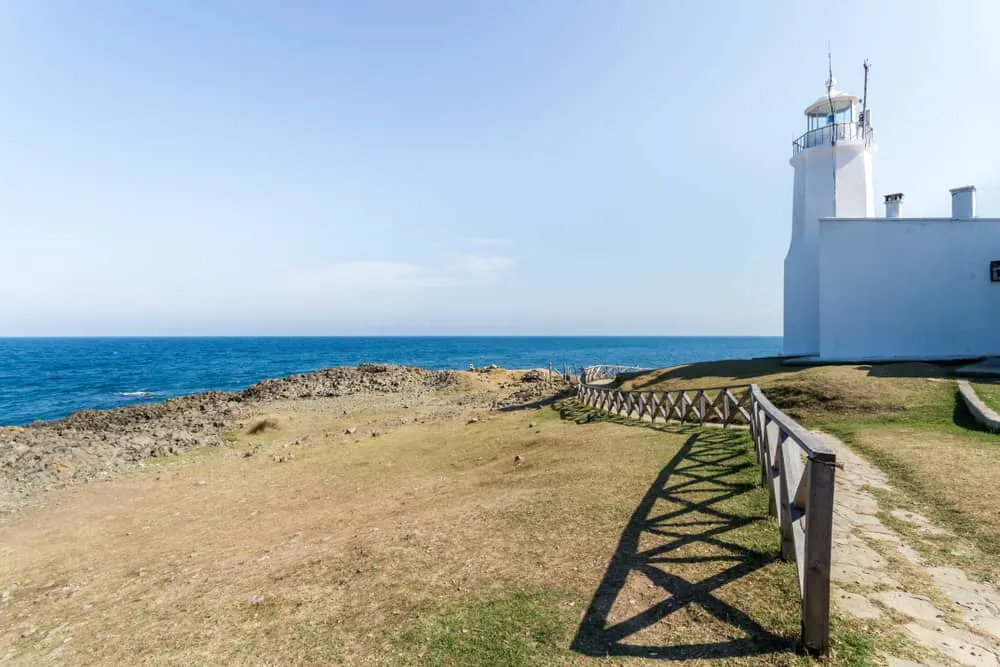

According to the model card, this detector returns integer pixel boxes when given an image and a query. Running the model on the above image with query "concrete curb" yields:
[957,380,1000,432]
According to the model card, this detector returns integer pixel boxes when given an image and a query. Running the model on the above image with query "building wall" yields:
[784,164,816,356]
[784,141,873,356]
[818,218,1000,359]
[834,148,876,219]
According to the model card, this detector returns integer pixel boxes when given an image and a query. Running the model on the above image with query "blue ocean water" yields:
[0,337,781,426]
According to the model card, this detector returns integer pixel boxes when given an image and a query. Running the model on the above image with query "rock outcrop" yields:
[0,365,464,513]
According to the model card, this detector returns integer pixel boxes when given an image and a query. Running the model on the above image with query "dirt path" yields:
[813,432,1000,666]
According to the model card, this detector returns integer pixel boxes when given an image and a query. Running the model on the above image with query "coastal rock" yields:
[0,365,561,515]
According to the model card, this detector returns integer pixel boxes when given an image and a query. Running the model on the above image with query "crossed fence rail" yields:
[576,366,837,654]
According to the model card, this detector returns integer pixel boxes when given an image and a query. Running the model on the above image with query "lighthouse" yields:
[783,67,875,356]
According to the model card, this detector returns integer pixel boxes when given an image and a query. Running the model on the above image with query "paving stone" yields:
[831,562,899,589]
[891,509,950,536]
[927,567,1000,641]
[898,543,924,565]
[833,587,882,620]
[903,621,1000,667]
[969,614,1000,641]
[875,591,945,623]
[832,535,888,569]
[859,526,903,543]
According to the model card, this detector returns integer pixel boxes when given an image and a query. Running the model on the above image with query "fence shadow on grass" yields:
[620,358,804,391]
[497,388,576,413]
[569,425,799,660]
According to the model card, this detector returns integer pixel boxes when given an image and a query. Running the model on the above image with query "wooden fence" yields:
[580,364,648,385]
[576,367,837,654]
[577,381,751,426]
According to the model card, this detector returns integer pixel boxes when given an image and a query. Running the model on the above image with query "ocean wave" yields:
[118,391,155,398]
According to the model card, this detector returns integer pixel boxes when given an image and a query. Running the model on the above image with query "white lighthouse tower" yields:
[783,64,875,356]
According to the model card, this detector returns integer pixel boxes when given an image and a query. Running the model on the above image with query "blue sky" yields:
[3,0,999,336]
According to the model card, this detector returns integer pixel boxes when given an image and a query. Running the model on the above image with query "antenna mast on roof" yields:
[827,44,838,215]
[861,59,871,128]
[827,44,836,146]
[827,45,834,95]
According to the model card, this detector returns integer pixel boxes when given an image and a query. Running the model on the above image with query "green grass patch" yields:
[827,624,877,667]
[971,381,1000,414]
[397,590,572,666]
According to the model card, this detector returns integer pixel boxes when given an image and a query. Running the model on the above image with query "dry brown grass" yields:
[841,426,1000,579]
[617,359,956,425]
[0,392,840,666]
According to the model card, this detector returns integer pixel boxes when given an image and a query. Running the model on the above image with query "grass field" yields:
[0,393,870,666]
[971,380,1000,414]
[619,359,1000,580]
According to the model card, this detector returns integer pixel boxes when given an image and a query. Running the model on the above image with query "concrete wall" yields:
[818,218,1000,359]
[784,163,816,356]
[784,141,874,356]
[957,381,1000,432]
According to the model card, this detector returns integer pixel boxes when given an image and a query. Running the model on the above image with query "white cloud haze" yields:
[279,255,517,297]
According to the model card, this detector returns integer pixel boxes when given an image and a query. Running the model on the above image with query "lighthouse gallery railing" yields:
[793,120,874,154]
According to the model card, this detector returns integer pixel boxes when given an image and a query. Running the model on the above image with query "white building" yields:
[783,71,1000,361]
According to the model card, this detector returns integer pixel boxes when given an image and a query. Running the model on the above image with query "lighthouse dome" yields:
[804,77,860,116]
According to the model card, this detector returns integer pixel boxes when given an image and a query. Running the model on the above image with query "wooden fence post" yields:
[801,451,836,654]
[757,409,769,488]
[776,436,796,561]
[764,419,780,518]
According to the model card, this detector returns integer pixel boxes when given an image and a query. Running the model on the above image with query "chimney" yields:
[950,186,977,219]
[884,193,904,218]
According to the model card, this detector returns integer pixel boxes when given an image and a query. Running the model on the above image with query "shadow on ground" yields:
[617,358,976,393]
[497,388,576,413]
[569,427,798,660]
[952,387,993,433]
[618,358,801,391]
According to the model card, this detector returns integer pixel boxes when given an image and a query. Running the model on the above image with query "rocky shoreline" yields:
[0,364,566,515]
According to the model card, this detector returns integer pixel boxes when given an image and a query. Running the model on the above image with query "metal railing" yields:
[576,366,836,654]
[793,121,873,154]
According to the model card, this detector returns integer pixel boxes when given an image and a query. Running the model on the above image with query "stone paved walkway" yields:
[813,432,1000,666]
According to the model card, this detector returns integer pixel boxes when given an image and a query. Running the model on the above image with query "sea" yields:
[0,337,781,426]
